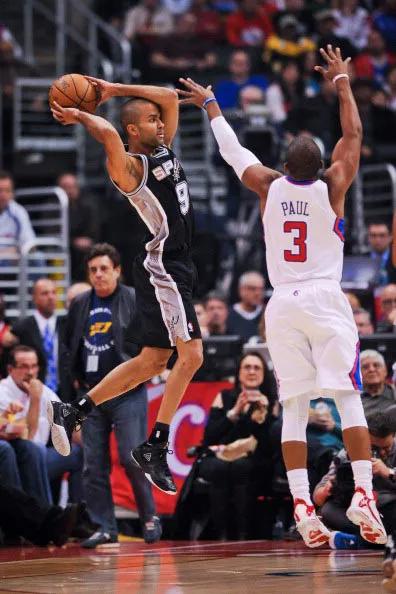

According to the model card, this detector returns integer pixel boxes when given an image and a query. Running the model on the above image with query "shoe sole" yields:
[130,452,177,496]
[47,400,71,457]
[296,517,330,548]
[346,507,387,545]
[383,559,395,579]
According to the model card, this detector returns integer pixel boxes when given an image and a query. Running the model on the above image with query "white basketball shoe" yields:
[346,487,387,545]
[293,498,331,548]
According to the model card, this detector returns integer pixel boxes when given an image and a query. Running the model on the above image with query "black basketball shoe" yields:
[47,401,85,457]
[131,441,177,495]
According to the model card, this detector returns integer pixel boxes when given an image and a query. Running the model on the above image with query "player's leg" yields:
[313,287,386,544]
[131,338,203,495]
[333,391,387,545]
[48,346,172,457]
[282,394,331,548]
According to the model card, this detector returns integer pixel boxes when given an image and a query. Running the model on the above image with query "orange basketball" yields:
[49,73,100,114]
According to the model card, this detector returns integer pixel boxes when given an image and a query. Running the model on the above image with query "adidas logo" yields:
[63,408,71,417]
[144,453,152,462]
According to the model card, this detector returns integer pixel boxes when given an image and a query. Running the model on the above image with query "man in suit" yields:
[367,220,396,286]
[60,242,161,548]
[10,278,64,395]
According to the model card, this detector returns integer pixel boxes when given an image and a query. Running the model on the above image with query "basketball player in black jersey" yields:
[49,80,203,494]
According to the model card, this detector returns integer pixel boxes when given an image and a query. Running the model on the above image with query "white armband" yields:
[210,116,261,180]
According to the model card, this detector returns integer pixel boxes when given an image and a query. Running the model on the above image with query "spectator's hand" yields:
[387,308,396,325]
[372,458,391,479]
[314,45,351,82]
[1,330,18,348]
[4,401,24,416]
[21,378,43,400]
[314,478,334,506]
[229,391,249,417]
[361,145,373,158]
[177,78,215,109]
[51,101,80,125]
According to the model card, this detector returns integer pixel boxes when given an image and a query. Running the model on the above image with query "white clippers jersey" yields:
[263,176,345,287]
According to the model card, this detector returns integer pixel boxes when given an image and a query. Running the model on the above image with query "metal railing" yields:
[15,186,69,250]
[353,164,396,253]
[22,0,131,82]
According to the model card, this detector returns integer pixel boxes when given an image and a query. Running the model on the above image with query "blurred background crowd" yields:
[1,0,396,550]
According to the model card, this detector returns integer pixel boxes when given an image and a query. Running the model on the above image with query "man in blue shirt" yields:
[215,49,269,110]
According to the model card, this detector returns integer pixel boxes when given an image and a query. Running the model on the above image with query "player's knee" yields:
[179,342,203,372]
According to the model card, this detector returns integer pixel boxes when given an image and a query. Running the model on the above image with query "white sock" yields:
[287,468,312,504]
[351,460,373,497]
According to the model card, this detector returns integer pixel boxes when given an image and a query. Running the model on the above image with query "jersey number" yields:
[176,181,190,215]
[283,221,307,262]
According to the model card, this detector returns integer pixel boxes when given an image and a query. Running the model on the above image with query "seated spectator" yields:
[266,60,304,128]
[353,308,374,337]
[313,412,396,544]
[150,13,217,84]
[198,352,276,539]
[66,282,91,310]
[191,0,225,43]
[344,291,361,311]
[204,292,229,336]
[354,29,396,89]
[0,346,83,503]
[386,64,396,110]
[227,271,265,341]
[0,482,87,547]
[264,14,316,70]
[0,170,35,260]
[123,0,174,42]
[353,78,396,163]
[333,0,371,51]
[226,0,273,48]
[373,0,396,53]
[367,220,396,286]
[377,284,396,333]
[307,398,343,453]
[215,49,269,111]
[193,300,210,338]
[314,9,357,61]
[360,349,396,416]
[57,173,100,282]
[10,278,65,394]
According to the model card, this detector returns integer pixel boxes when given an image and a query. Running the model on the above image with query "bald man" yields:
[10,278,66,395]
[227,271,265,340]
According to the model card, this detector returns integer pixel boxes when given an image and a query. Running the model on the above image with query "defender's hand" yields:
[51,101,80,125]
[84,76,113,105]
[177,77,214,108]
[314,45,351,82]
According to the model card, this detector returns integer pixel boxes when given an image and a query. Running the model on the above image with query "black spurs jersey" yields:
[112,145,194,255]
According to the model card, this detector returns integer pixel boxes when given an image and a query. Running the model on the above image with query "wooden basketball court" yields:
[0,540,388,593]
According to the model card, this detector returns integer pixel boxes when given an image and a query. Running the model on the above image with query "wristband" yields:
[332,74,349,84]
[203,97,217,109]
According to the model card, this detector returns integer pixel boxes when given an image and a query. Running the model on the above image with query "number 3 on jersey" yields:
[176,181,190,215]
[284,221,307,262]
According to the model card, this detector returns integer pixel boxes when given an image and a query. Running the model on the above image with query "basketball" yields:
[49,73,100,114]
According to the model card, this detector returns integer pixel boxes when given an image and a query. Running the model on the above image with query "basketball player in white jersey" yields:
[178,46,387,548]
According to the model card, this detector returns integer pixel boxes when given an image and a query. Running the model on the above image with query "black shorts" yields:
[129,251,201,349]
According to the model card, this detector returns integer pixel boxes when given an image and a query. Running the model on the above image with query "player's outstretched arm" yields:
[51,101,140,191]
[85,77,178,148]
[316,46,362,211]
[177,77,280,208]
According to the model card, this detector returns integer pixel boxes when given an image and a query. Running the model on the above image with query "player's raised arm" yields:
[316,46,363,209]
[85,77,179,148]
[177,77,280,208]
[51,101,141,192]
